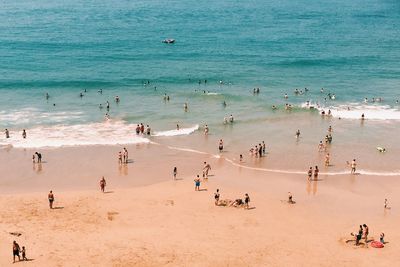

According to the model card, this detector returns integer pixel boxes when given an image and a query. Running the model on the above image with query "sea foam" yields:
[152,125,199,137]
[0,120,150,148]
[301,102,400,120]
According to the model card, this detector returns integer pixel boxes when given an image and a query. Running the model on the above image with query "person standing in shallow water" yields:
[307,167,313,180]
[313,166,319,181]
[173,167,177,180]
[22,129,26,139]
[218,139,224,152]
[5,128,10,138]
[100,176,106,193]
[48,190,54,209]
[350,159,357,174]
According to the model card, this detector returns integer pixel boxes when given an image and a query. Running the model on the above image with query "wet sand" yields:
[0,144,399,266]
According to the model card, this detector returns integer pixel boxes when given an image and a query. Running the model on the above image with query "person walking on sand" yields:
[21,246,27,261]
[214,189,220,205]
[314,166,319,181]
[307,167,313,180]
[100,176,106,193]
[218,139,224,152]
[173,167,177,180]
[194,175,201,191]
[203,162,211,178]
[48,190,54,209]
[350,159,357,174]
[244,193,250,209]
[13,241,20,263]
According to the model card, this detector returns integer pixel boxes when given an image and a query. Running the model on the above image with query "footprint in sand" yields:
[107,211,119,221]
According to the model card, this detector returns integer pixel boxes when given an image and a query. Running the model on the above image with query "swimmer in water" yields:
[99,104,103,109]
[272,105,277,110]
[223,100,227,107]
[184,102,188,111]
[115,96,120,103]
[176,124,180,130]
[284,93,288,99]
[295,129,300,138]
[204,124,209,135]
[229,114,234,123]
[146,125,151,135]
[22,129,26,139]
[80,92,84,98]
[361,113,365,120]
[45,92,49,99]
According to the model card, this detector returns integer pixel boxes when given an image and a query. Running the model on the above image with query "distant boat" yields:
[162,39,175,44]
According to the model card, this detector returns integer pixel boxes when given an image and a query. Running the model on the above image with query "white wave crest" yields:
[0,120,150,148]
[152,125,199,137]
[301,102,400,120]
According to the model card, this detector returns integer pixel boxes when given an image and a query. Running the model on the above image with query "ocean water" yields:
[1,0,400,172]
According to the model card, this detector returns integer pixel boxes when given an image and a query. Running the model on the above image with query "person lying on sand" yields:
[230,198,244,207]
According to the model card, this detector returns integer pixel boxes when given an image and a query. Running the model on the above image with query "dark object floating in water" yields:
[162,39,175,44]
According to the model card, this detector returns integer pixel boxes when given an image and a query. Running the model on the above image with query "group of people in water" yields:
[135,123,151,135]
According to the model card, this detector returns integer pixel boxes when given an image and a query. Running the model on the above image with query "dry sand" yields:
[0,144,399,266]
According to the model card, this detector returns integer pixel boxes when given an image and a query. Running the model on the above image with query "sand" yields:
[0,144,399,266]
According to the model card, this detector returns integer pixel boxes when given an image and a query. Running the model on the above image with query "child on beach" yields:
[21,246,27,261]
[194,175,201,191]
[244,193,250,209]
[214,189,220,205]
[173,167,177,180]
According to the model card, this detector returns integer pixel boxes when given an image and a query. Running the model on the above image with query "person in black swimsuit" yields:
[244,193,250,209]
[48,190,54,209]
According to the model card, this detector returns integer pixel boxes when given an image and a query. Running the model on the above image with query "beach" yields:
[1,144,400,266]
[1,0,400,265]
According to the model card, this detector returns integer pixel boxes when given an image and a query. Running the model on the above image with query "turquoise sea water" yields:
[0,0,400,158]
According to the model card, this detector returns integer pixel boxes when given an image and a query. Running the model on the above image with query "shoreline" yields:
[1,153,399,266]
